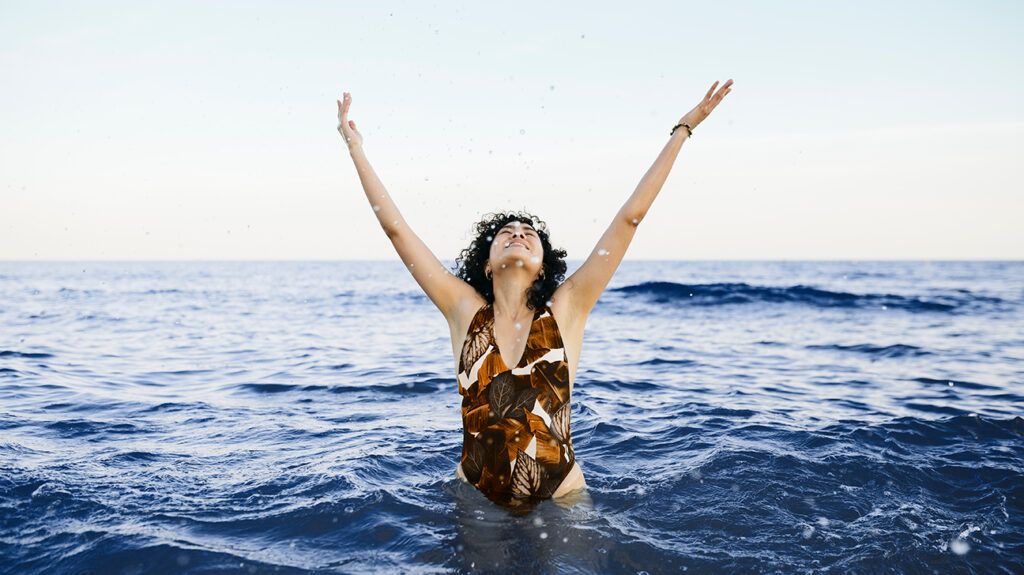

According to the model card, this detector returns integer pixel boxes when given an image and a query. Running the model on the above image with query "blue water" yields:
[1,260,1021,574]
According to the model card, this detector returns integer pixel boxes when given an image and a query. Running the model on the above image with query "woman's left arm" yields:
[556,79,734,317]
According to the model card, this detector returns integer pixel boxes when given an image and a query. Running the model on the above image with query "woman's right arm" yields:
[339,92,478,319]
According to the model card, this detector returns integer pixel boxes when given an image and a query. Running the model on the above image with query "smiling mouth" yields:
[505,241,529,250]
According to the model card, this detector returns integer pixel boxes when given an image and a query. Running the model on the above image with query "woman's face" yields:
[487,220,544,279]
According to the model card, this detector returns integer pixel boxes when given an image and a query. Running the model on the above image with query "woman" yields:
[336,80,733,510]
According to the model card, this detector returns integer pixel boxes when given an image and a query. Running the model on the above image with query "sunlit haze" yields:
[2,1,1021,260]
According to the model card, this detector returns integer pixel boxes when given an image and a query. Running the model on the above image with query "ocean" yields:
[1,260,1021,574]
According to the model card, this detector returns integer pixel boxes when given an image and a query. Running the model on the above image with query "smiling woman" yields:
[453,212,567,314]
[335,80,733,512]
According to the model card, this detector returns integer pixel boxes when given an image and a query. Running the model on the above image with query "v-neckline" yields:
[489,303,540,370]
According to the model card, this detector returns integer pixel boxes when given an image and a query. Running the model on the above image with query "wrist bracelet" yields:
[670,123,693,137]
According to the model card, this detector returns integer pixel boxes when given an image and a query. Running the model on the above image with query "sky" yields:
[1,0,1021,260]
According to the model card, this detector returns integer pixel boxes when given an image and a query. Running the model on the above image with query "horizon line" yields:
[1,258,1021,263]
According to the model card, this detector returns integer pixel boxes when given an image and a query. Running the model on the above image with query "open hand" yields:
[337,92,363,149]
[678,79,733,132]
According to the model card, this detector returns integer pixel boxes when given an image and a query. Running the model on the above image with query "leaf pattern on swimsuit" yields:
[460,313,493,375]
[457,303,577,508]
[488,372,539,420]
[510,449,544,498]
[549,401,574,461]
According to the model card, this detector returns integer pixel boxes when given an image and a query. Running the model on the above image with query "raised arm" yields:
[338,92,477,319]
[556,79,734,317]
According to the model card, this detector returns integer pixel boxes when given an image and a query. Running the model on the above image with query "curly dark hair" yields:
[453,210,568,311]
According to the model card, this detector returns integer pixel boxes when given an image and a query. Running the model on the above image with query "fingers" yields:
[711,79,733,107]
[337,91,352,120]
[716,79,733,100]
[703,79,733,105]
[703,81,718,102]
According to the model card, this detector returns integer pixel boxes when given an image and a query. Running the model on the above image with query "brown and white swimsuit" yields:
[456,302,577,508]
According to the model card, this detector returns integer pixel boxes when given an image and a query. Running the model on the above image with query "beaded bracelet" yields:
[670,122,693,137]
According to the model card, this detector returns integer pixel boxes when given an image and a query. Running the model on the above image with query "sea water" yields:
[1,260,1021,574]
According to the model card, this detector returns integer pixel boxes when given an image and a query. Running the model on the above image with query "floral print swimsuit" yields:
[457,302,576,508]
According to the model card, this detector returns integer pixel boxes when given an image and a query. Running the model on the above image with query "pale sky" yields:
[1,0,1021,260]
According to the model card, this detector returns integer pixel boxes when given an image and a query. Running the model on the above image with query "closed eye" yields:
[499,229,537,237]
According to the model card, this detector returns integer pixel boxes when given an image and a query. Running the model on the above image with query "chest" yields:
[448,303,584,392]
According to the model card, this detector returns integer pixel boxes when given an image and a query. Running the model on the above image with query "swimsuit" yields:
[457,302,577,508]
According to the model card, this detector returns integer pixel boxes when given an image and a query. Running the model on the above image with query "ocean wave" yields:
[609,281,1007,313]
[806,343,932,359]
[0,350,54,359]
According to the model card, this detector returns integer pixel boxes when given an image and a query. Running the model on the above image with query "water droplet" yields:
[539,531,548,539]
[515,260,524,267]
[546,300,553,307]
[486,235,493,241]
[816,516,829,527]
[948,381,954,386]
[530,255,540,264]
[631,218,639,224]
[950,537,970,555]
[345,506,354,513]
[409,263,415,268]
[802,526,814,539]
[501,264,506,269]
[532,516,545,527]
[562,536,568,543]
[597,248,608,256]
[372,204,381,211]
[515,322,522,330]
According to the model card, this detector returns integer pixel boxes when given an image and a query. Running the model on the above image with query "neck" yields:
[491,270,534,319]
